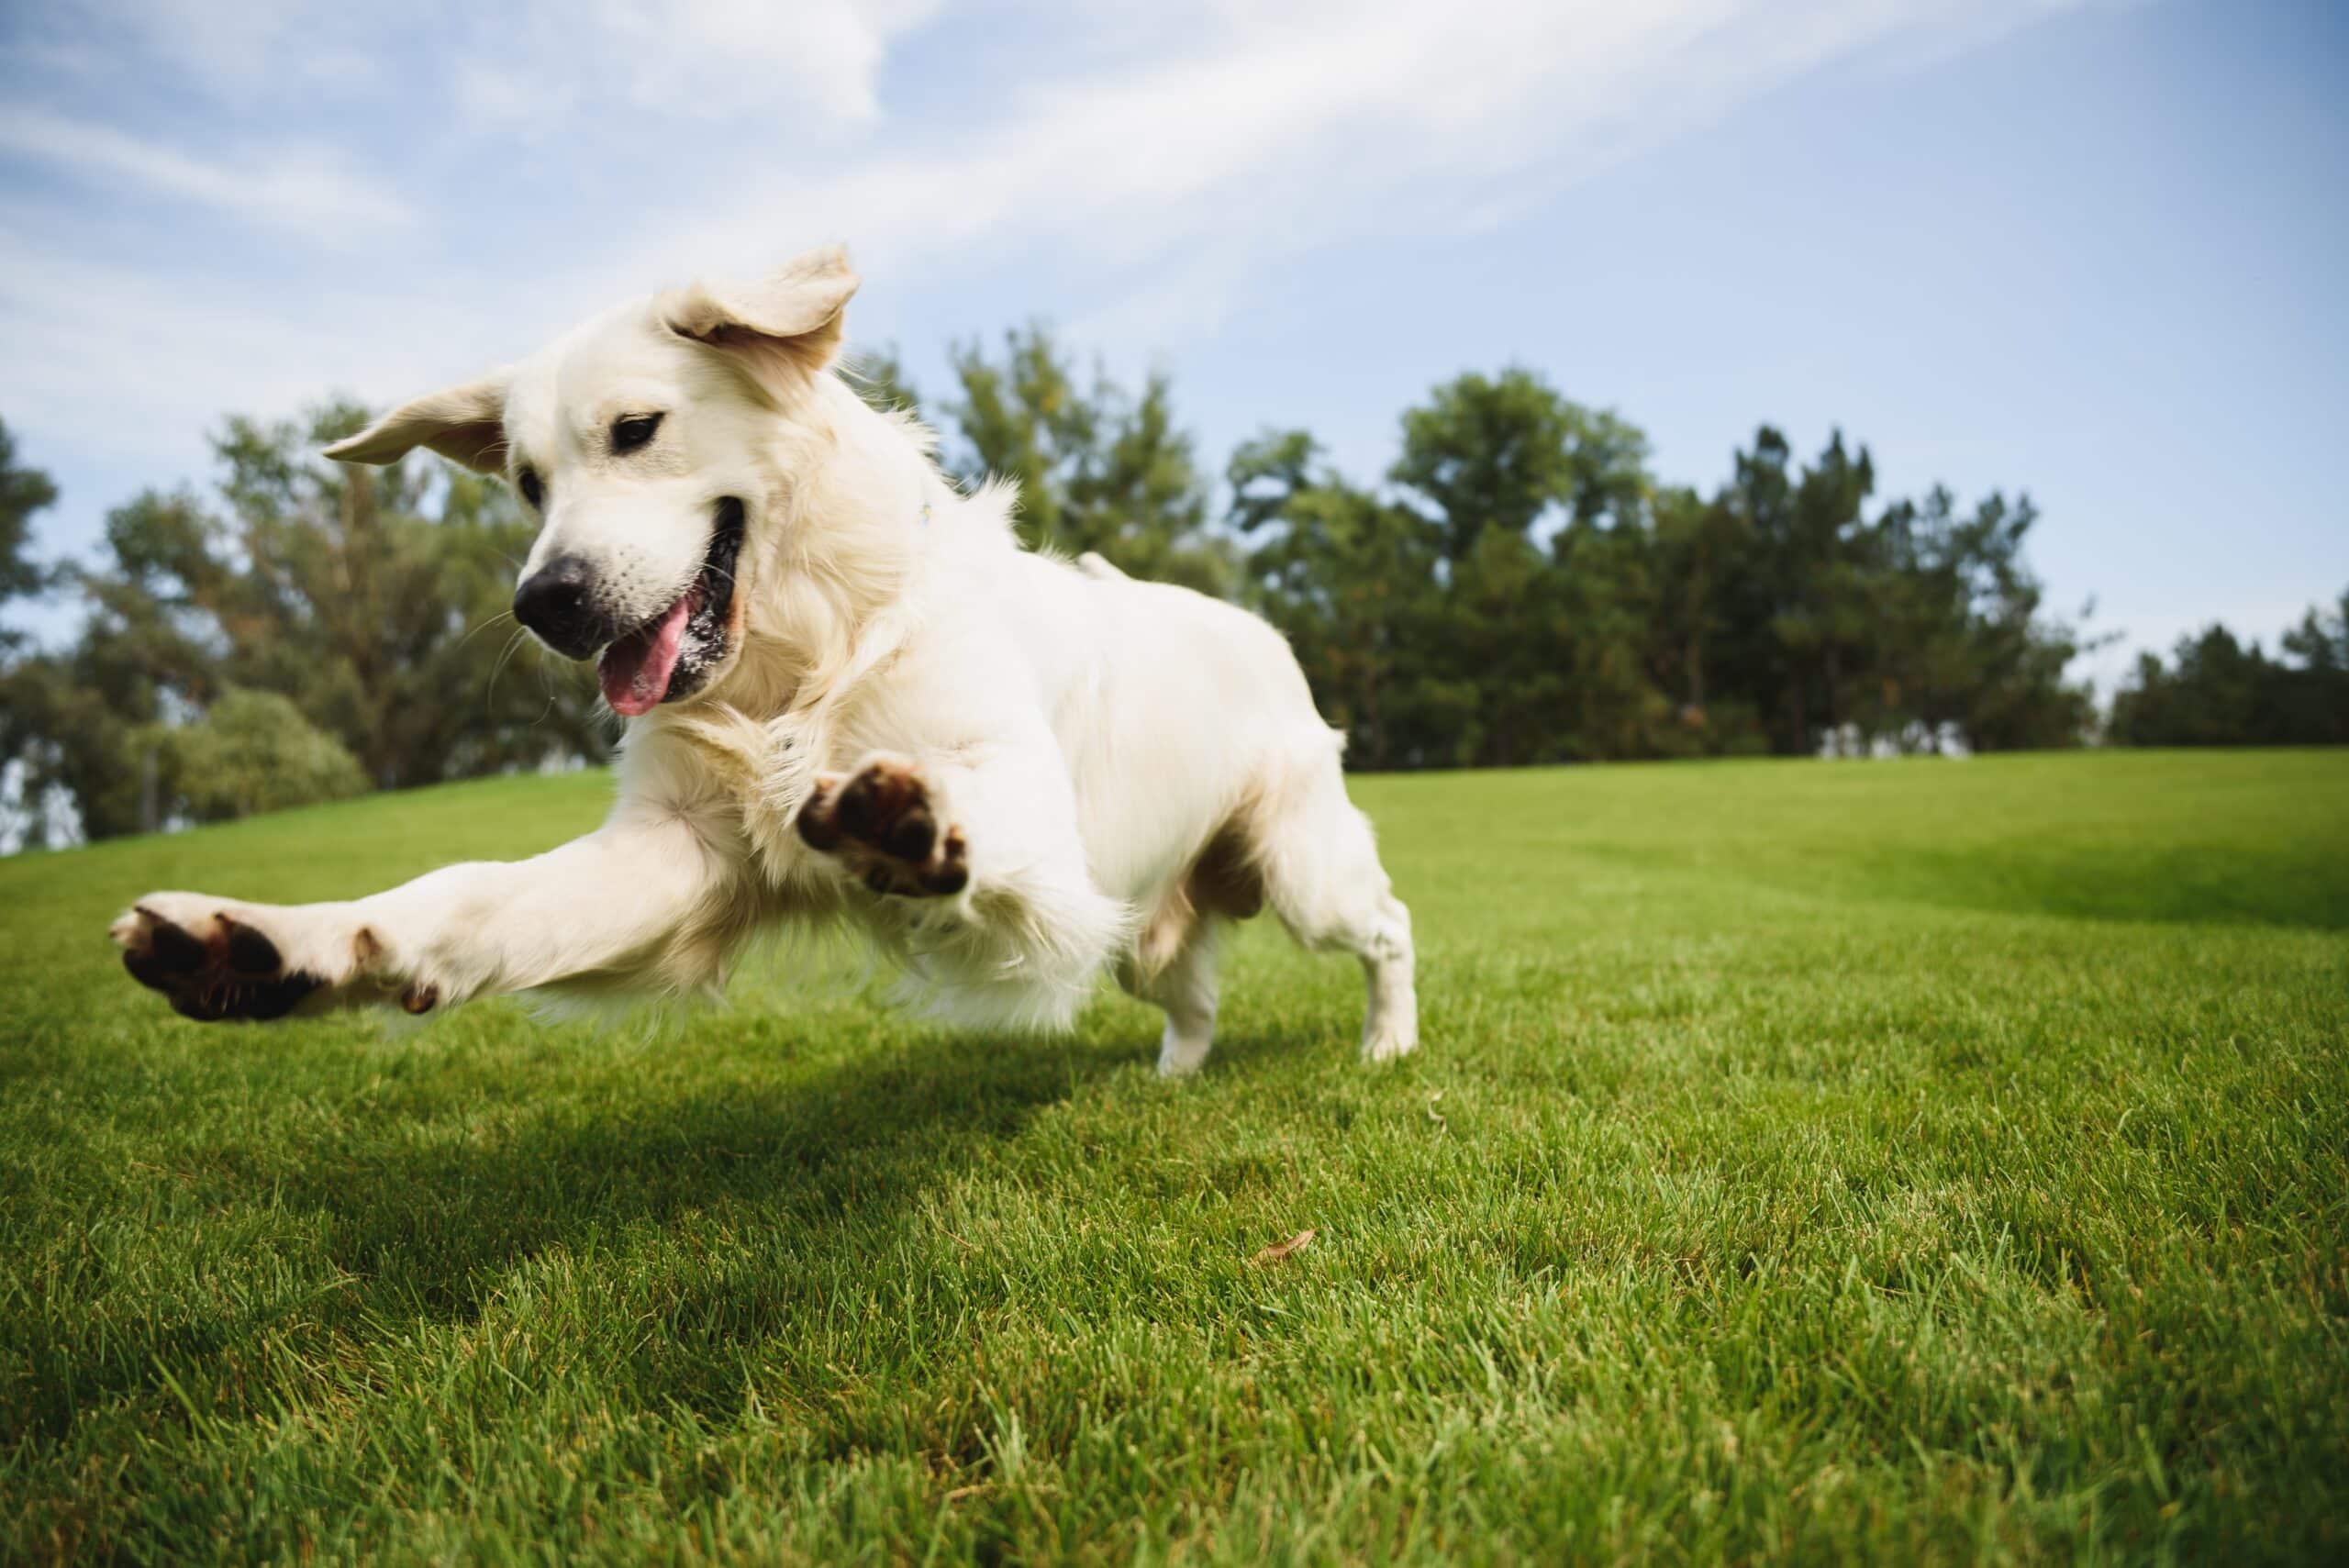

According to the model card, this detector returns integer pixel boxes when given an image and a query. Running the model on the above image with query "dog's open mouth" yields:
[597,497,746,717]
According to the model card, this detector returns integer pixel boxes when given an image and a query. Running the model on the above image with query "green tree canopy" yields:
[0,330,2172,848]
[0,417,57,641]
[1390,368,1650,558]
[146,687,369,824]
[2110,594,2349,747]
[1240,380,2091,766]
[4,405,609,842]
[941,326,1234,595]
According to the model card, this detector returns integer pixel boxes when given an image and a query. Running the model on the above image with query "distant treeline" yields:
[0,335,2342,844]
[2107,605,2349,748]
[0,411,607,847]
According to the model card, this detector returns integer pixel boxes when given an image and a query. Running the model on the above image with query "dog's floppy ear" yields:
[661,244,861,384]
[323,371,512,472]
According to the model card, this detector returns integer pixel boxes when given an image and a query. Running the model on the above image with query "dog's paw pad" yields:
[918,830,969,895]
[114,901,326,1023]
[795,761,969,898]
[222,918,283,977]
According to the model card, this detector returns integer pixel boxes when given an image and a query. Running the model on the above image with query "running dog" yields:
[110,246,1418,1075]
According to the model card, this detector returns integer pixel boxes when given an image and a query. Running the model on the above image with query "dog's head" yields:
[327,245,859,716]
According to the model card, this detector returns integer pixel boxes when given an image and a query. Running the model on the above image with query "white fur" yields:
[110,247,1417,1073]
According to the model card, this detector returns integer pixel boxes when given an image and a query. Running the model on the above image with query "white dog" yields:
[109,246,1417,1075]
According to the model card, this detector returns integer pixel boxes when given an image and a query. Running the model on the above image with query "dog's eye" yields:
[610,413,663,455]
[517,467,543,509]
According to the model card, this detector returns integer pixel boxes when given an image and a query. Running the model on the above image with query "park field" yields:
[1,750,2344,1563]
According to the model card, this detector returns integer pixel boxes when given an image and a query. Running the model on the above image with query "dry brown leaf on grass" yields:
[1251,1229,1317,1264]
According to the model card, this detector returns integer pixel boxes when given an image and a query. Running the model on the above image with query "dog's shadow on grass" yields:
[21,1005,1332,1440]
[288,1027,1119,1318]
[273,1015,1347,1423]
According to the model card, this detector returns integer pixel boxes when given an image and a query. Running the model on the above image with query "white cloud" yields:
[296,48,385,91]
[0,0,2103,543]
[0,0,2102,452]
[0,106,410,234]
[0,228,484,466]
[629,0,2092,323]
[454,0,941,132]
[33,0,934,129]
[35,0,321,101]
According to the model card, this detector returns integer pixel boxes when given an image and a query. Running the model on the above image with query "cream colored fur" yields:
[109,247,1418,1073]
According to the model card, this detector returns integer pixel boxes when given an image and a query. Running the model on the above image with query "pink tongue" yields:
[598,595,694,717]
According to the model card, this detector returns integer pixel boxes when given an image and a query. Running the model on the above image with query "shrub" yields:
[149,688,369,824]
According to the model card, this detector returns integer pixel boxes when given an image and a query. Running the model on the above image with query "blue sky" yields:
[2,0,2343,693]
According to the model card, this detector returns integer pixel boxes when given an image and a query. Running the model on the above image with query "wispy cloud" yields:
[452,0,941,132]
[0,107,410,233]
[17,0,340,103]
[0,226,501,472]
[0,0,2099,575]
[630,0,2089,325]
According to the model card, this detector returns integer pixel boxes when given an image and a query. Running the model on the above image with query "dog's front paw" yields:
[111,896,336,1022]
[110,895,435,1022]
[794,756,970,896]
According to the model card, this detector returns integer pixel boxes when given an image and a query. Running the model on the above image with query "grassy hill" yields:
[3,751,2344,1563]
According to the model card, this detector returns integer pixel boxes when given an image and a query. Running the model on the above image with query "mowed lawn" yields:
[2,751,2344,1564]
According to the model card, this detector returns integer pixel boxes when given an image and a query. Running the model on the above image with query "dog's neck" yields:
[716,371,941,709]
[651,369,957,851]
[651,370,961,869]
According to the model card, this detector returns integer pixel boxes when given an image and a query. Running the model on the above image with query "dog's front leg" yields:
[795,744,1127,1025]
[111,811,736,1022]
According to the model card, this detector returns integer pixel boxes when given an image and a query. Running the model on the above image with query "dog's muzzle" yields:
[512,555,618,662]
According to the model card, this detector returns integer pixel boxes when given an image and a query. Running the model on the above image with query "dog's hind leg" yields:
[1120,919,1224,1077]
[1247,747,1418,1063]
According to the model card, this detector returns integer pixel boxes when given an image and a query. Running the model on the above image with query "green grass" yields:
[3,750,2345,1564]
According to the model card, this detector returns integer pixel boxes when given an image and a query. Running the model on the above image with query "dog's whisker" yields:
[530,658,562,729]
[452,608,518,658]
[485,626,529,716]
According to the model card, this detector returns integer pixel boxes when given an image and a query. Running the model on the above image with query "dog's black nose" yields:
[513,556,609,662]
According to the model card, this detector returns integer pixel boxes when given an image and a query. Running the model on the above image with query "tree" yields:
[4,404,612,843]
[1649,484,1763,750]
[1377,370,1681,765]
[2109,592,2349,747]
[941,326,1233,595]
[145,687,369,824]
[2281,590,2349,675]
[0,489,197,841]
[1389,367,1647,560]
[1679,428,2091,757]
[1929,492,2094,751]
[6,331,2144,847]
[1545,520,1679,762]
[1233,374,2094,768]
[174,404,610,786]
[1230,430,1459,769]
[0,424,67,844]
[0,417,56,637]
